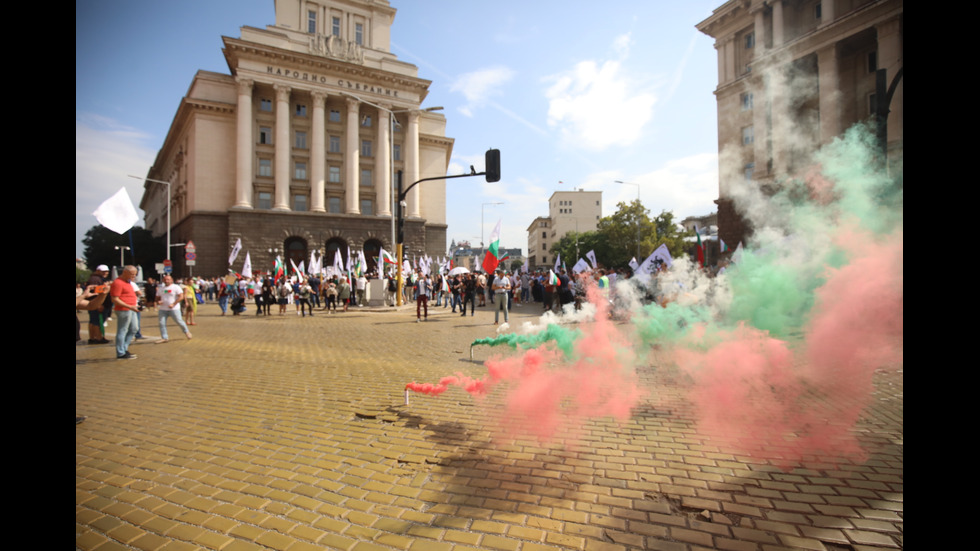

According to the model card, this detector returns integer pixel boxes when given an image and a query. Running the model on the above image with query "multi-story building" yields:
[696,0,902,247]
[526,190,602,270]
[140,0,454,278]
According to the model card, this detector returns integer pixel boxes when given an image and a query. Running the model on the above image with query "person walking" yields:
[415,272,431,322]
[156,274,192,343]
[110,265,141,359]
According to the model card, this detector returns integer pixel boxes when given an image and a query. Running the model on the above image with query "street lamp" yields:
[114,245,131,272]
[129,175,171,261]
[340,93,443,305]
[614,180,641,259]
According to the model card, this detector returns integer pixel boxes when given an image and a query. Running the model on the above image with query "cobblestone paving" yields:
[77,301,903,550]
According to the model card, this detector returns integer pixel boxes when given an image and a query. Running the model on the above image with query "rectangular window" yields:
[258,192,272,209]
[307,10,316,34]
[360,169,373,187]
[360,199,373,214]
[355,23,364,45]
[260,99,272,112]
[329,109,341,122]
[295,131,307,149]
[745,32,755,49]
[259,159,272,177]
[295,162,307,180]
[361,140,372,157]
[361,115,372,127]
[332,17,341,37]
[329,166,341,183]
[744,162,754,181]
[741,92,754,111]
[294,194,308,211]
[868,51,877,73]
[742,126,754,145]
[393,144,401,161]
[815,2,822,19]
[259,126,272,145]
[542,243,547,251]
[542,232,547,238]
[329,136,341,153]
[295,104,307,117]
[328,196,342,213]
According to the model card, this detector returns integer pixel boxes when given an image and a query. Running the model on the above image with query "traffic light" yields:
[485,149,500,182]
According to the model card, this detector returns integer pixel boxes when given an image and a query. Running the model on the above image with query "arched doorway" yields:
[363,239,383,275]
[284,237,307,276]
[324,237,349,275]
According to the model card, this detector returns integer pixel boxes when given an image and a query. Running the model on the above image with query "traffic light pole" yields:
[395,149,499,305]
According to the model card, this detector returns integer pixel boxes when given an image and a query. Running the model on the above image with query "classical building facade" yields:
[697,0,902,248]
[140,0,453,278]
[526,190,602,270]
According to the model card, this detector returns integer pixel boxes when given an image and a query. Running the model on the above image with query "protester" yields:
[86,265,111,344]
[491,269,511,325]
[156,274,192,343]
[415,272,431,322]
[110,265,141,359]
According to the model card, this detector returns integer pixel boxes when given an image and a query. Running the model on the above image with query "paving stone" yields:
[76,302,903,551]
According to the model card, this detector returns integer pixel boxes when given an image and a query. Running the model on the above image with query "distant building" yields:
[140,0,454,278]
[697,0,902,248]
[526,189,601,270]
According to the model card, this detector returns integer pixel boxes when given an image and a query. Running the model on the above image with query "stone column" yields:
[273,84,292,210]
[771,0,784,49]
[345,97,361,214]
[817,44,841,146]
[406,110,420,218]
[311,90,327,212]
[376,107,391,216]
[235,77,254,208]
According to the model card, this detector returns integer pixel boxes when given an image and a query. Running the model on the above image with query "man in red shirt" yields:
[111,265,141,359]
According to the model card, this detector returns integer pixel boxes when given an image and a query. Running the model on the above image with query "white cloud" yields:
[544,33,657,151]
[450,65,515,117]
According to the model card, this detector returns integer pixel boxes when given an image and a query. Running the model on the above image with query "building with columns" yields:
[697,0,902,248]
[139,0,453,278]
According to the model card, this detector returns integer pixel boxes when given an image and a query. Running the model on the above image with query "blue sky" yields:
[76,0,721,262]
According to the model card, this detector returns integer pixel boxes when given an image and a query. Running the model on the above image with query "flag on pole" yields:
[93,187,140,234]
[548,269,561,286]
[333,249,344,277]
[572,257,589,274]
[553,253,561,273]
[482,219,503,273]
[379,247,396,269]
[522,257,529,274]
[585,249,597,269]
[628,257,639,272]
[290,258,301,278]
[242,252,252,278]
[274,256,284,283]
[695,226,705,267]
[720,238,729,254]
[229,238,242,266]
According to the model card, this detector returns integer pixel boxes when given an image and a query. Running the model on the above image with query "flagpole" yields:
[129,175,171,262]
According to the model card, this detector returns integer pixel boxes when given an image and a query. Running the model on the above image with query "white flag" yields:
[585,250,597,269]
[554,253,561,273]
[333,249,344,276]
[572,257,590,274]
[628,257,639,272]
[229,238,242,266]
[93,187,139,234]
[242,252,252,278]
[637,244,672,280]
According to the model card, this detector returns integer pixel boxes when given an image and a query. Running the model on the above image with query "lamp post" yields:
[340,93,443,305]
[129,175,171,262]
[614,180,641,259]
[114,246,131,272]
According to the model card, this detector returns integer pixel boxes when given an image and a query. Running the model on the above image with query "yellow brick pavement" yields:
[77,301,902,550]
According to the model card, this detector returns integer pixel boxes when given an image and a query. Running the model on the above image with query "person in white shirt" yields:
[156,274,192,343]
[492,269,511,325]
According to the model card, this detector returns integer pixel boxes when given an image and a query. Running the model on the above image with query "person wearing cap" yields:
[491,269,511,325]
[86,264,111,344]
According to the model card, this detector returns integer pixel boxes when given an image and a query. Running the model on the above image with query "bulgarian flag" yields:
[548,269,561,286]
[379,247,396,268]
[482,219,502,273]
[695,226,705,267]
[273,256,285,283]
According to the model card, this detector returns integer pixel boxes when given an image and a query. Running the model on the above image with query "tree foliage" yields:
[81,225,166,278]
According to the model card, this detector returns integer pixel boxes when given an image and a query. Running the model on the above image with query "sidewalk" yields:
[77,301,903,551]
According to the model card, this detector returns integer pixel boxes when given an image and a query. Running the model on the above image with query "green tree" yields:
[552,230,609,270]
[82,225,166,278]
[596,200,657,268]
[650,209,694,262]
